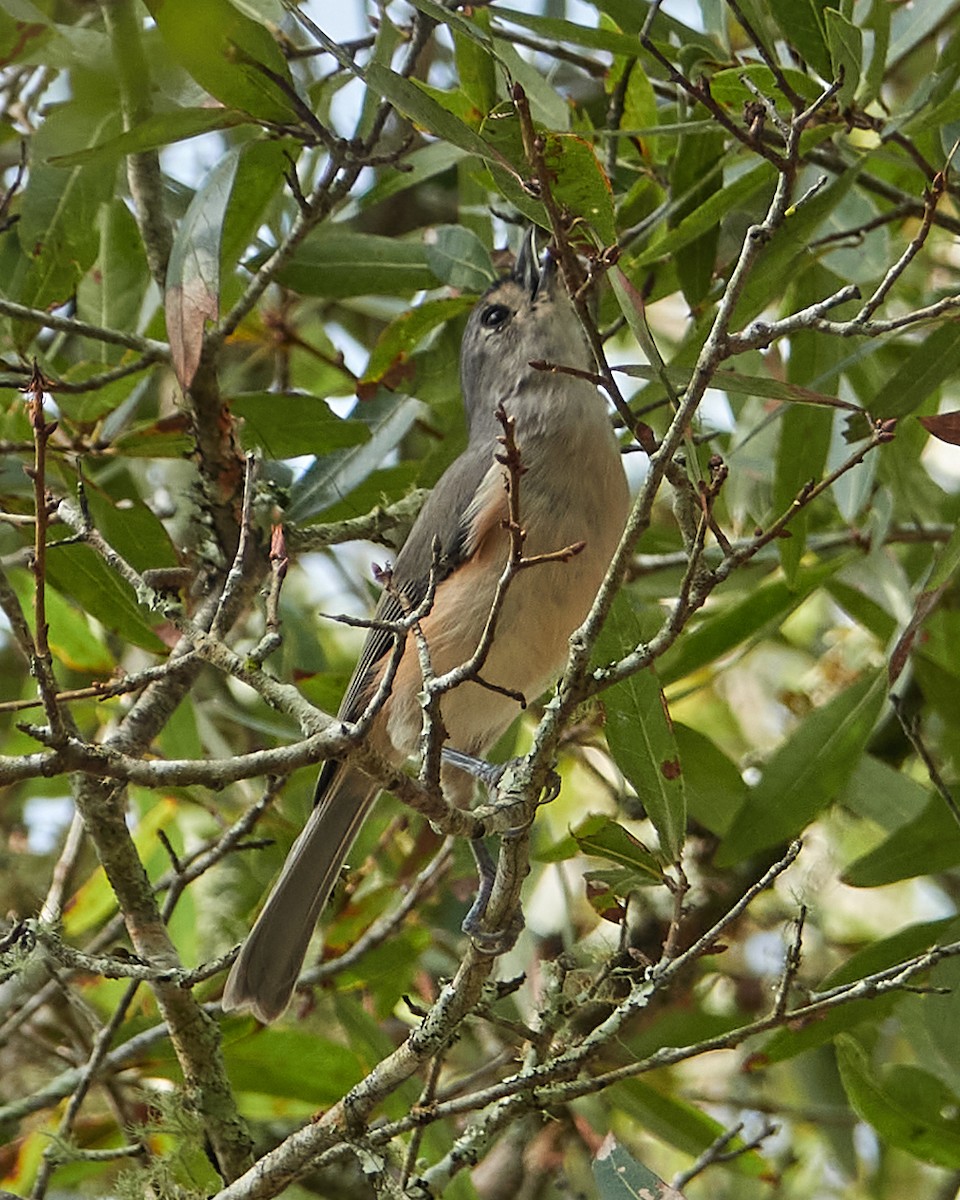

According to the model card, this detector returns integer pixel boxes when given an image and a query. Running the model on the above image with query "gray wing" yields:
[335,438,496,726]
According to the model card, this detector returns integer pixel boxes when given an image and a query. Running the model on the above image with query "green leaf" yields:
[825,918,955,990]
[572,815,664,882]
[84,483,179,574]
[406,0,494,50]
[43,545,167,653]
[365,63,502,162]
[546,134,616,243]
[76,199,150,363]
[658,557,846,686]
[768,0,832,80]
[775,264,846,580]
[8,574,113,673]
[732,167,860,326]
[708,64,825,109]
[489,7,643,56]
[287,393,424,523]
[871,322,960,420]
[16,103,118,315]
[837,1036,960,1169]
[359,141,469,211]
[425,225,495,291]
[63,797,179,935]
[759,994,900,1066]
[48,107,248,167]
[165,146,240,389]
[842,797,960,887]
[598,598,685,861]
[274,229,437,299]
[615,362,863,412]
[142,0,302,124]
[859,0,890,105]
[629,162,774,270]
[840,753,930,832]
[593,1136,681,1200]
[675,724,747,837]
[669,122,725,306]
[914,922,960,1096]
[613,1078,766,1173]
[493,36,571,130]
[223,1027,364,1102]
[480,114,615,241]
[612,57,659,160]
[717,670,887,865]
[361,296,476,388]
[825,8,862,109]
[230,393,369,459]
[219,138,294,294]
[760,919,954,1065]
[454,19,497,115]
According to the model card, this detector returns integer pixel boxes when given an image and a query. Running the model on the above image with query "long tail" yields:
[222,767,378,1022]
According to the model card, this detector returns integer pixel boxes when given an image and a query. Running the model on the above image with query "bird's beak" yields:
[512,227,554,300]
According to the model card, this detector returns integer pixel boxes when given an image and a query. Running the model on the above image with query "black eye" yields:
[480,303,511,329]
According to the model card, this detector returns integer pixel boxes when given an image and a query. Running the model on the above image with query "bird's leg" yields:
[462,833,497,940]
[442,747,561,953]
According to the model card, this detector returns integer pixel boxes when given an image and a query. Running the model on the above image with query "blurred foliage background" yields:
[2,0,960,1197]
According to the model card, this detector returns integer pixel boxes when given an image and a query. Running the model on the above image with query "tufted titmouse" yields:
[222,232,631,1022]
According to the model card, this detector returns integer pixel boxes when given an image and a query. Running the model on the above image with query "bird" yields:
[222,230,631,1022]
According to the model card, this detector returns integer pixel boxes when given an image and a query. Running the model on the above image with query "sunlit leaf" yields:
[717,671,887,866]
[837,1036,960,1169]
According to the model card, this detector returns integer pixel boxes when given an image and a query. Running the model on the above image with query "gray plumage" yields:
[222,233,630,1022]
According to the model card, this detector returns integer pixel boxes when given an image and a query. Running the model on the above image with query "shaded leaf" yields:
[613,1078,767,1174]
[359,141,469,211]
[17,103,117,315]
[8,574,113,673]
[230,393,369,459]
[669,122,724,306]
[489,7,662,57]
[629,162,774,269]
[273,229,437,299]
[775,264,845,580]
[768,0,832,80]
[826,8,863,109]
[889,520,960,685]
[287,393,424,523]
[43,544,167,653]
[675,724,747,837]
[760,919,955,1065]
[872,323,960,419]
[425,225,495,290]
[593,1134,686,1200]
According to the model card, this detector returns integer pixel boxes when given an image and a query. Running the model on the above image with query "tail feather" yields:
[222,768,378,1022]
